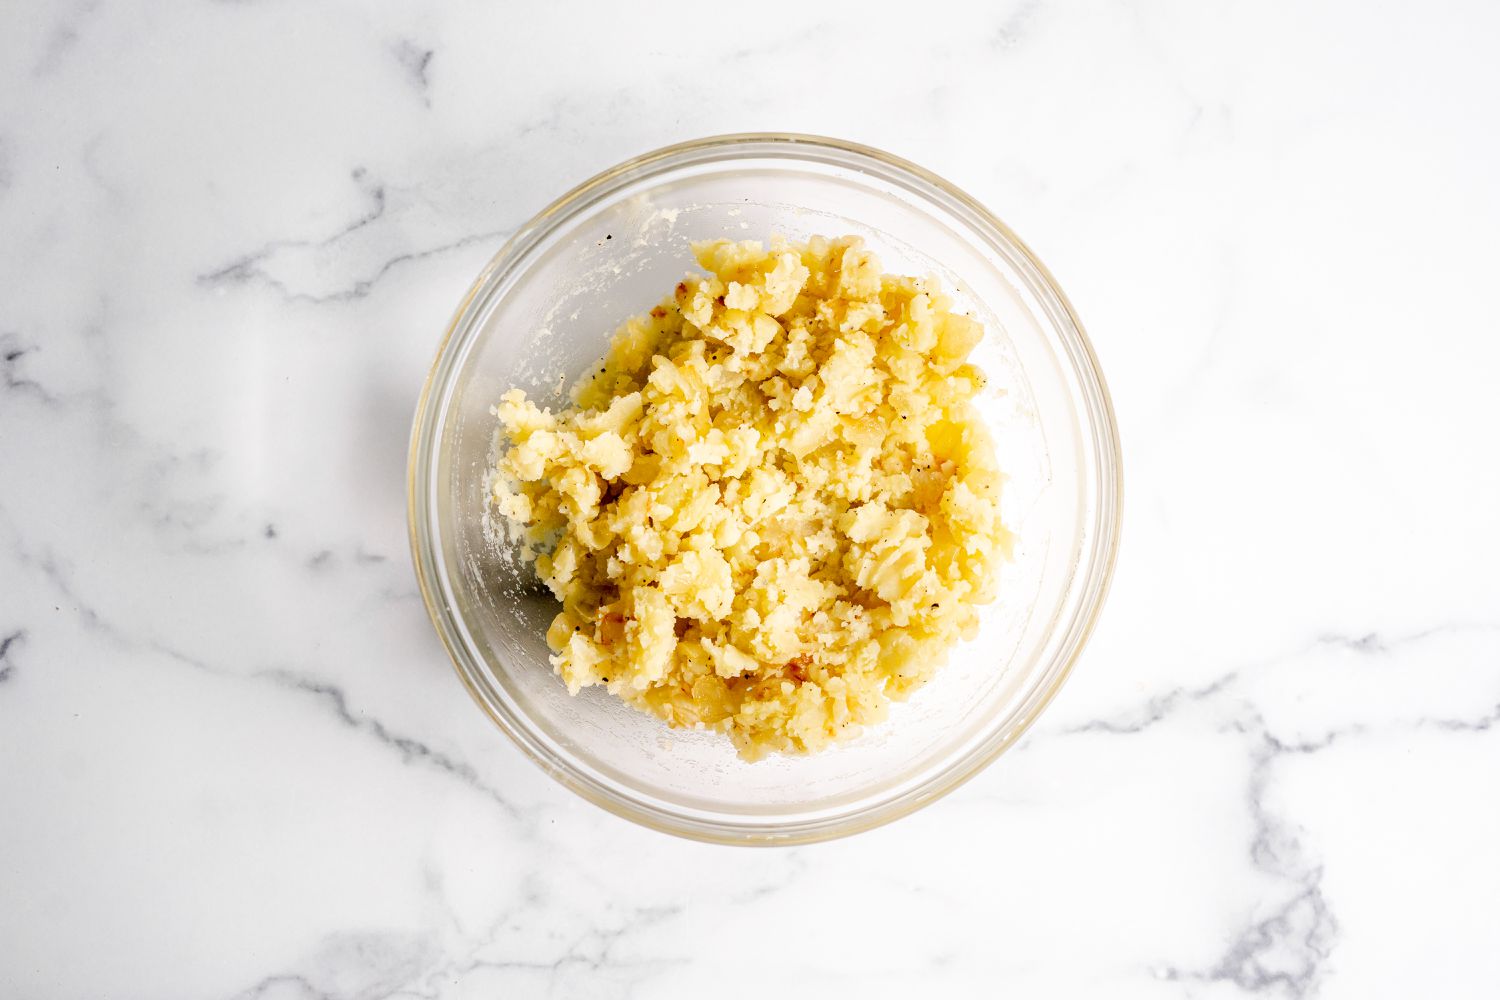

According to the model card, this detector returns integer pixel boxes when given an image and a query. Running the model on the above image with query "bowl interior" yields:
[417,141,1112,840]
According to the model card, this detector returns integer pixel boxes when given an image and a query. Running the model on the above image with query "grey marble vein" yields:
[33,550,110,635]
[6,523,524,829]
[230,902,687,1000]
[391,40,434,105]
[1064,672,1238,736]
[231,973,335,1000]
[1173,882,1337,998]
[1317,631,1389,654]
[0,339,58,404]
[1159,709,1339,998]
[718,23,835,66]
[1070,622,1500,742]
[306,547,389,571]
[1077,623,1500,995]
[0,629,22,683]
[198,219,507,305]
[1428,701,1500,734]
[254,668,523,822]
[1316,622,1500,658]
[1231,727,1337,995]
[991,0,1042,48]
[426,902,688,999]
[31,0,104,77]
[721,849,808,906]
[228,930,439,1000]
[198,169,388,289]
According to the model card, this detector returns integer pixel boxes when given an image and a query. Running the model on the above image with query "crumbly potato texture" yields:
[490,235,1010,759]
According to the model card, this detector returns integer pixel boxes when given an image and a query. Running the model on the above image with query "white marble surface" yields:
[3,0,1499,996]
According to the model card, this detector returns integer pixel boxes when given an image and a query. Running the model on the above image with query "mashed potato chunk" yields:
[491,236,1010,759]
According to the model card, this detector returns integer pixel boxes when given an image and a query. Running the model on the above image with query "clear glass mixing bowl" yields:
[408,134,1121,844]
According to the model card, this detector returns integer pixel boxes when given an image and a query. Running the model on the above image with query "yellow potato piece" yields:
[490,235,1008,759]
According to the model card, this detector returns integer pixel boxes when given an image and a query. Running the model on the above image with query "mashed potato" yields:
[490,236,1010,759]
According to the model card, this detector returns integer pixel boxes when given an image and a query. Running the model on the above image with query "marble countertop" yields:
[4,1,1499,996]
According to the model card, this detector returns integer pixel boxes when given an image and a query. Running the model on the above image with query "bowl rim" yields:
[407,132,1123,845]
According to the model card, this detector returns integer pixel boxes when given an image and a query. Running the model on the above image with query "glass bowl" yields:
[408,134,1121,844]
